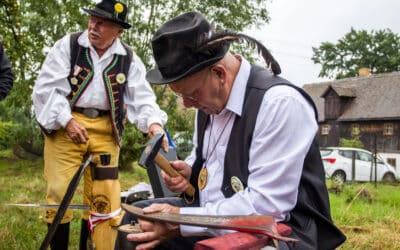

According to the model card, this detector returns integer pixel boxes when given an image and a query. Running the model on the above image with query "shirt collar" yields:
[225,56,251,117]
[78,30,127,57]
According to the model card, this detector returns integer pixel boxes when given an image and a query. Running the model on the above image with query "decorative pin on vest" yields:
[230,176,244,192]
[71,65,82,85]
[116,73,126,84]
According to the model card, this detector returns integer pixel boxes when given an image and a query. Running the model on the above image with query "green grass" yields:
[1,158,400,249]
[328,181,400,249]
[0,158,147,250]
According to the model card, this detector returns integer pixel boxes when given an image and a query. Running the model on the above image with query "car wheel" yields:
[331,170,346,184]
[382,172,396,184]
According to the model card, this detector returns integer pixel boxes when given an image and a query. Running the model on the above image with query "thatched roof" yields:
[303,71,400,122]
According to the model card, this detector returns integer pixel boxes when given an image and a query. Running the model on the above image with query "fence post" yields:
[351,150,355,183]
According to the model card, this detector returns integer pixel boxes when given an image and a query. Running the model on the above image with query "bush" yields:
[339,135,364,148]
[119,124,148,170]
[0,120,13,150]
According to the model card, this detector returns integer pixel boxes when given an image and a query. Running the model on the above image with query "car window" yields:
[356,151,372,162]
[320,149,332,156]
[376,156,385,164]
[339,150,354,159]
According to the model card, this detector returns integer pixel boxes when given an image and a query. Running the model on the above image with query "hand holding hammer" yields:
[139,134,196,198]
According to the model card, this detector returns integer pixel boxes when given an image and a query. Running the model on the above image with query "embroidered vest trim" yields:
[68,32,131,145]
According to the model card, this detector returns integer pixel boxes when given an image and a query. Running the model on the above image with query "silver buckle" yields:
[82,108,100,118]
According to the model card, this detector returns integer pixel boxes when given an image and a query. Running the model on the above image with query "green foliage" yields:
[119,123,147,170]
[0,120,13,150]
[312,28,400,79]
[339,136,364,148]
[0,102,43,157]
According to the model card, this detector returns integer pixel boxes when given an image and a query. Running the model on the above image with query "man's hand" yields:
[65,118,89,144]
[127,203,180,250]
[148,123,168,152]
[161,160,192,193]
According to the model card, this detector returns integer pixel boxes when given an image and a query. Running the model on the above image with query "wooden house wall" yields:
[318,120,400,153]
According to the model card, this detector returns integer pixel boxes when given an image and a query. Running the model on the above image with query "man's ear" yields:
[211,64,226,82]
[117,28,124,36]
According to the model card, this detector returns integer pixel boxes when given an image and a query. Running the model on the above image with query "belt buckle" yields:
[82,108,99,118]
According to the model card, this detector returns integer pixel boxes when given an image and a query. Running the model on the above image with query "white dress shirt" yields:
[32,30,167,132]
[181,57,318,237]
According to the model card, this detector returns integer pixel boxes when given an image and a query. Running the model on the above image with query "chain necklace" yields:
[198,112,234,190]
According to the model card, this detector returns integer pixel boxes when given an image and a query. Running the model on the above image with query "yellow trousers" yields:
[44,112,123,250]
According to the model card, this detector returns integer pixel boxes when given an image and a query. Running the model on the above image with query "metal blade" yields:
[121,204,298,243]
[40,154,93,250]
[2,203,90,210]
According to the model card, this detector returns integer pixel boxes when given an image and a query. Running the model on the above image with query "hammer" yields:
[139,134,195,198]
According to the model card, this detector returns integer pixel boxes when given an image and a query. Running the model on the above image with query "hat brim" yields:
[82,8,131,29]
[146,46,229,85]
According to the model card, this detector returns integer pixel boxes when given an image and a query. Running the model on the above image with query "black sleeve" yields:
[0,42,14,101]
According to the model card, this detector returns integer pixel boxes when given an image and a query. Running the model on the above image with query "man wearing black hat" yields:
[119,11,346,249]
[32,0,168,249]
[0,41,13,101]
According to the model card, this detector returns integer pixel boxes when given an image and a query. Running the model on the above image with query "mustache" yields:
[89,30,101,38]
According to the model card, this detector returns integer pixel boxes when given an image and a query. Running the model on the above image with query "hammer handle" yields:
[154,153,196,197]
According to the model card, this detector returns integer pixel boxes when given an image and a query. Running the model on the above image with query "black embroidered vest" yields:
[67,32,132,145]
[190,65,346,249]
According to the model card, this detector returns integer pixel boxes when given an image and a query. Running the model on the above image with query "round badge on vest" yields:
[230,176,244,192]
[70,77,78,85]
[116,73,126,84]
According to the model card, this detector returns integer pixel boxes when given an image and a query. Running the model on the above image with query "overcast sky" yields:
[247,0,400,86]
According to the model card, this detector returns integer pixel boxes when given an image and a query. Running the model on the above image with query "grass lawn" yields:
[0,157,399,249]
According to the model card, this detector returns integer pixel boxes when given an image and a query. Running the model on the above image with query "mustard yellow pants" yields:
[44,112,123,250]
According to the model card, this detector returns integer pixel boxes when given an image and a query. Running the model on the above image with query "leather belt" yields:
[73,107,109,118]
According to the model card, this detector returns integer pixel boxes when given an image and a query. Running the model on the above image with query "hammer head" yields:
[139,133,164,168]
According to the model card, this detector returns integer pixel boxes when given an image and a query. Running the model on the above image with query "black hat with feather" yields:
[146,11,280,84]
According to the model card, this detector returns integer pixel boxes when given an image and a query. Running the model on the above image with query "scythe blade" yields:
[39,154,93,250]
[2,203,90,210]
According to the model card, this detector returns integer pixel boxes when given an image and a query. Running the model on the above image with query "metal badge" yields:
[230,176,244,192]
[198,167,208,190]
[70,77,78,85]
[116,73,126,84]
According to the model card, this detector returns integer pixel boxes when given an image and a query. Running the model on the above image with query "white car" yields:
[320,147,398,183]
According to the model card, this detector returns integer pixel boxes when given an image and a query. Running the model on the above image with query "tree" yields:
[0,0,273,163]
[312,28,400,79]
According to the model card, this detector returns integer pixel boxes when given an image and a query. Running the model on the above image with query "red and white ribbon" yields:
[88,207,122,232]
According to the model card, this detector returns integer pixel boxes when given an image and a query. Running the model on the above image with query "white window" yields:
[383,123,393,136]
[321,124,330,135]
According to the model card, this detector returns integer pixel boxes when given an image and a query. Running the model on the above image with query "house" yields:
[303,71,400,171]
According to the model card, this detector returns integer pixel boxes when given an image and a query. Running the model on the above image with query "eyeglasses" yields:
[173,91,198,101]
[172,69,211,102]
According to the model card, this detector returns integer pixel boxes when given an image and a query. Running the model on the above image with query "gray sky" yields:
[248,0,400,86]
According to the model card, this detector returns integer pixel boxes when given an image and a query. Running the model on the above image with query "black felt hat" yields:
[146,11,229,84]
[82,0,131,29]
